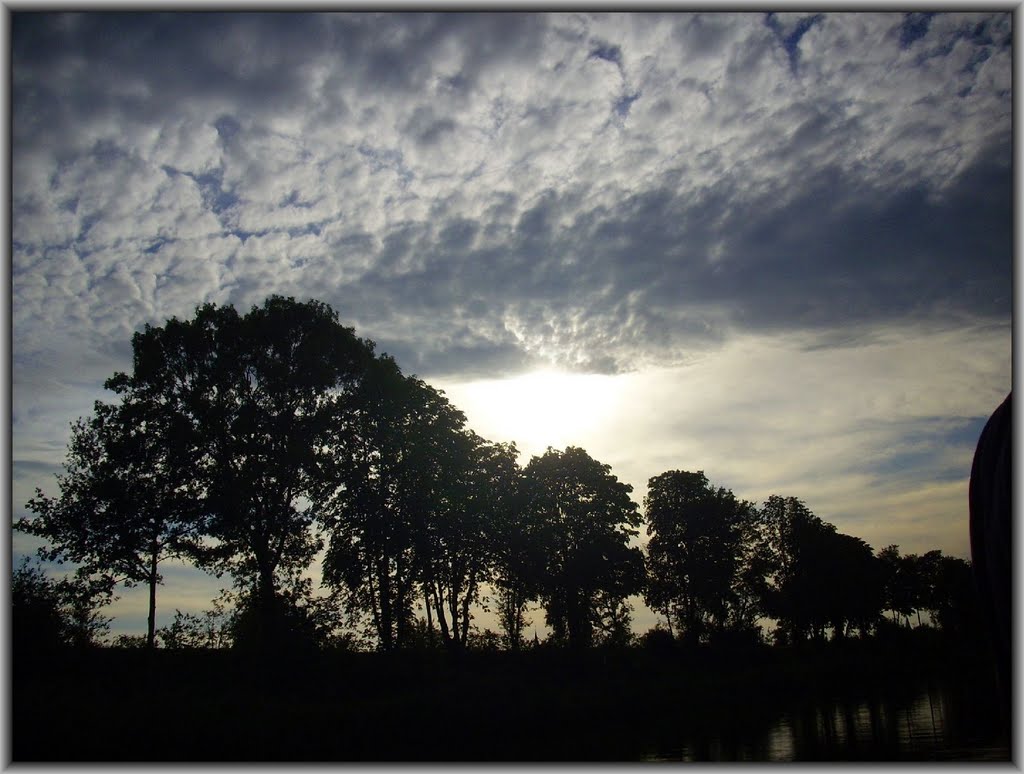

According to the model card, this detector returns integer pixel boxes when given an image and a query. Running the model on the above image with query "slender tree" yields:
[18,393,199,648]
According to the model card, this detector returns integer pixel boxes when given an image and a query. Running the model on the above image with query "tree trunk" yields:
[146,537,159,649]
[423,585,435,647]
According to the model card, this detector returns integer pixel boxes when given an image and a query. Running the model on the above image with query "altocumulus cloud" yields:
[12,12,1012,632]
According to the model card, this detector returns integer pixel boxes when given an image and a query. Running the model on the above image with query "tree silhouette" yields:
[18,394,200,648]
[403,392,488,652]
[818,531,883,637]
[644,470,754,644]
[321,356,509,652]
[748,495,883,643]
[107,296,374,647]
[878,545,914,626]
[485,444,543,650]
[320,355,442,649]
[525,447,645,649]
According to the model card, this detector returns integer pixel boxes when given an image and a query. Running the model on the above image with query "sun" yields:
[441,369,627,459]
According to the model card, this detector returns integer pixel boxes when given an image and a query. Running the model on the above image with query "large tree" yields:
[644,470,753,644]
[320,355,503,652]
[525,447,645,649]
[108,296,374,645]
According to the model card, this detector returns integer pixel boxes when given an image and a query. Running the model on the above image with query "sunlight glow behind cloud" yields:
[440,369,629,462]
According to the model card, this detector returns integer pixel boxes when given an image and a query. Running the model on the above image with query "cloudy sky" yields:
[12,11,1013,637]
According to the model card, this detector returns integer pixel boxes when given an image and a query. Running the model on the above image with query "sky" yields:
[11,11,1014,639]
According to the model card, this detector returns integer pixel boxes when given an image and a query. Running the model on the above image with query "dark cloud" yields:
[12,11,1011,383]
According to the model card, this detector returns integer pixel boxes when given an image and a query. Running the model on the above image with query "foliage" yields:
[18,394,202,647]
[12,558,113,652]
[112,634,150,648]
[466,628,504,653]
[877,544,920,626]
[639,625,677,652]
[644,470,755,643]
[747,496,884,642]
[13,294,981,654]
[158,591,235,649]
[476,441,540,650]
[106,296,375,648]
[525,447,645,649]
[320,356,436,650]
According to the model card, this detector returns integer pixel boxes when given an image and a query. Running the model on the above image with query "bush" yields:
[639,625,677,653]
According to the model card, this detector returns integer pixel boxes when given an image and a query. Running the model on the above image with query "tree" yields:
[920,552,979,636]
[321,356,504,652]
[107,296,374,647]
[486,445,544,650]
[417,434,519,653]
[644,470,754,644]
[525,447,645,649]
[18,392,200,648]
[749,496,883,643]
[320,356,436,650]
[819,531,883,638]
[878,545,912,626]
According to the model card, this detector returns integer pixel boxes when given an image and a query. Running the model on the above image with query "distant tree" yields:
[18,392,201,649]
[919,552,979,636]
[644,470,754,644]
[819,531,884,637]
[878,545,913,626]
[525,447,645,649]
[108,296,374,649]
[638,625,677,653]
[229,578,340,652]
[407,411,491,653]
[12,558,113,653]
[157,591,236,649]
[748,496,882,643]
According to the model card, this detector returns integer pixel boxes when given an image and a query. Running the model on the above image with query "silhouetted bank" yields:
[13,629,1007,762]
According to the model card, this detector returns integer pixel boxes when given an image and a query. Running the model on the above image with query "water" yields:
[642,681,1010,762]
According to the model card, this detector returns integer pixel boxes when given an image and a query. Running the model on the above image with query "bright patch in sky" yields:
[444,369,627,460]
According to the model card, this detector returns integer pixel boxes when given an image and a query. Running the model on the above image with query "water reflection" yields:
[645,681,1009,762]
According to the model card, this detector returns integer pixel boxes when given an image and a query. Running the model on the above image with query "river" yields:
[641,680,1010,761]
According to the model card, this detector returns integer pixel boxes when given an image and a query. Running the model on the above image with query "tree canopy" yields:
[644,470,754,644]
[16,295,979,654]
[525,446,645,649]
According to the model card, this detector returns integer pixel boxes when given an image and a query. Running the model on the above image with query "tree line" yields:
[14,297,979,654]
